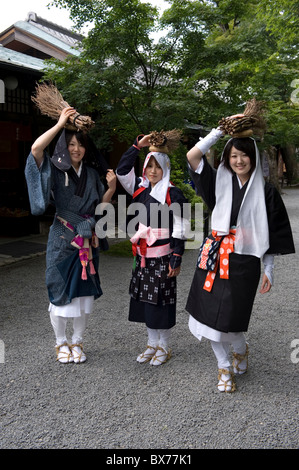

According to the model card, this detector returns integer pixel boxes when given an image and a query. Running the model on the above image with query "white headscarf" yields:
[211,138,269,258]
[139,151,172,204]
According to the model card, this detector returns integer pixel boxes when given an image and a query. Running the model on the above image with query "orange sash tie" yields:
[203,229,236,292]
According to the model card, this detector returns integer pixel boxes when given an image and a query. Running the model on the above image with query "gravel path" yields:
[0,188,298,450]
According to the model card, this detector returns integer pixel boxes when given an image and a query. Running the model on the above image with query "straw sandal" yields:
[150,346,172,366]
[137,345,157,363]
[232,344,249,375]
[217,368,236,393]
[56,342,73,363]
[70,343,86,363]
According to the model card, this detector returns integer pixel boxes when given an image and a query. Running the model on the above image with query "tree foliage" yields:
[46,0,199,149]
[45,0,299,181]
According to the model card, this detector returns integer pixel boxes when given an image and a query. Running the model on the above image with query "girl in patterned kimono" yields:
[185,118,295,392]
[25,107,116,363]
[116,134,190,366]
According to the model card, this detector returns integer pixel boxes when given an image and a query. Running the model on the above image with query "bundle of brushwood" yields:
[218,98,267,138]
[148,129,182,154]
[31,82,94,133]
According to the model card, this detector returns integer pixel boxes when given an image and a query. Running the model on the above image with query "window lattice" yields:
[0,88,30,114]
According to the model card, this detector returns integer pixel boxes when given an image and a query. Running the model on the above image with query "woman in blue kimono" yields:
[25,107,116,363]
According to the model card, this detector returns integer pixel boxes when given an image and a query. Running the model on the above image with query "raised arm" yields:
[116,134,147,195]
[186,115,245,171]
[186,128,224,171]
[102,169,117,203]
[116,134,148,176]
[31,107,76,167]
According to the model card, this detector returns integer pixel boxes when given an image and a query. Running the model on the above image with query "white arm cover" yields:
[195,128,223,155]
[116,168,137,196]
[172,213,191,240]
[263,254,274,285]
[194,159,204,174]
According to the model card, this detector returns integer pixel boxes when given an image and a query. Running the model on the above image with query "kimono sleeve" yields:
[116,144,141,195]
[169,187,190,267]
[188,156,217,211]
[25,151,52,216]
[265,183,295,255]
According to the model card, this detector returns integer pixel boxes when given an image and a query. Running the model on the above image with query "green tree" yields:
[162,0,299,182]
[45,0,199,148]
[45,0,299,184]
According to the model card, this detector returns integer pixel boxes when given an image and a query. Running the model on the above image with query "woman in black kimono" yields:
[185,120,295,392]
[25,107,116,363]
[116,134,190,366]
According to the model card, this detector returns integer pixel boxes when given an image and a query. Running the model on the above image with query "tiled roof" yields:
[13,20,81,57]
[26,11,82,48]
[0,44,45,71]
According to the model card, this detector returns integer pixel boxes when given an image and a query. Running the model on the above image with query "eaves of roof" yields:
[13,21,81,57]
[0,45,45,71]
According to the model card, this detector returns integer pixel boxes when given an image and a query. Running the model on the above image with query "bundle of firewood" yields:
[148,129,182,153]
[218,98,267,138]
[31,82,94,133]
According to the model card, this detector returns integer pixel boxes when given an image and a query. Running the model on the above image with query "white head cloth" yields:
[211,138,269,258]
[139,151,171,204]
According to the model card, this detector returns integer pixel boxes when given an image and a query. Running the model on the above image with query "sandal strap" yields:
[217,368,236,392]
[71,343,84,349]
[232,344,249,372]
[142,345,156,354]
[70,343,84,357]
[138,345,157,360]
[70,343,87,363]
[151,346,172,364]
[56,342,72,361]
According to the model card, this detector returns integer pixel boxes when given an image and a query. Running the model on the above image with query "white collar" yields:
[72,161,83,176]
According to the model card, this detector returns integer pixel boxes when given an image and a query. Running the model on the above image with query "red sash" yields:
[203,229,236,292]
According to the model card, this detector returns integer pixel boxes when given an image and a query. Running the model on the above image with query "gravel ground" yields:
[0,188,298,451]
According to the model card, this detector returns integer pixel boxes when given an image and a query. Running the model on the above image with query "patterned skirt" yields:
[128,253,176,329]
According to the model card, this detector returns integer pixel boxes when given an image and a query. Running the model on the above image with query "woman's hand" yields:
[137,134,151,148]
[57,106,76,129]
[168,265,181,278]
[106,169,117,191]
[31,106,76,163]
[227,113,245,119]
[102,169,117,203]
[260,274,272,294]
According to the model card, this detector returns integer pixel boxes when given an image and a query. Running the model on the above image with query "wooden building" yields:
[0,12,82,235]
